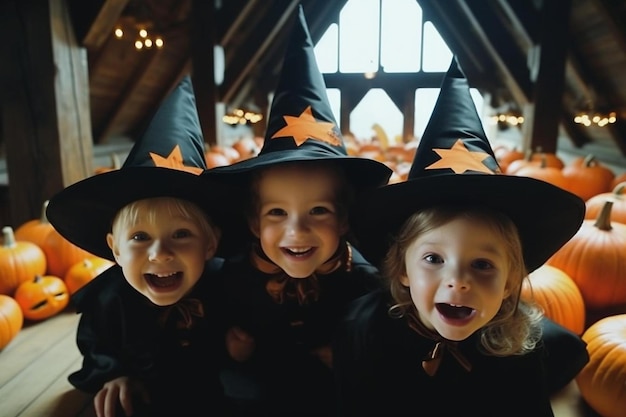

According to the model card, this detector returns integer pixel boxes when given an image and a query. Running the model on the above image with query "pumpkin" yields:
[204,151,231,169]
[14,275,69,321]
[547,200,626,309]
[585,182,626,224]
[0,226,47,296]
[15,200,94,278]
[521,265,585,335]
[576,314,626,417]
[65,257,114,295]
[0,294,23,350]
[513,156,569,190]
[611,171,626,190]
[494,146,524,172]
[562,154,615,201]
[94,152,122,175]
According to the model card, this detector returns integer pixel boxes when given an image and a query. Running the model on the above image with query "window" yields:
[314,0,484,143]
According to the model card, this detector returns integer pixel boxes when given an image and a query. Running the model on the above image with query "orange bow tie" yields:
[251,242,352,305]
[406,310,472,376]
[159,297,205,330]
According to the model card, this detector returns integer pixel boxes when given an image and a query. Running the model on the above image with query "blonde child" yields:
[47,77,234,417]
[334,57,588,416]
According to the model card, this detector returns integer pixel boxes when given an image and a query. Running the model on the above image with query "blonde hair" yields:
[383,205,543,356]
[110,197,220,248]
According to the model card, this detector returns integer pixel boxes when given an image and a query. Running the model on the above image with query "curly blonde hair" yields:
[383,205,543,356]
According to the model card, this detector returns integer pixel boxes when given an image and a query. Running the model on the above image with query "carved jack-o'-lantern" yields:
[14,275,69,321]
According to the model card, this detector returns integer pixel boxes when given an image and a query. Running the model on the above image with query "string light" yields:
[113,23,164,51]
[223,108,264,125]
[574,111,617,127]
[489,113,524,127]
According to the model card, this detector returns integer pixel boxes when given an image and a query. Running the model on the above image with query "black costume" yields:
[220,243,382,416]
[69,259,228,416]
[334,289,556,417]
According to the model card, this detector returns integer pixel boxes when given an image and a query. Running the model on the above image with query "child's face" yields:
[401,216,512,341]
[251,164,348,278]
[107,203,217,306]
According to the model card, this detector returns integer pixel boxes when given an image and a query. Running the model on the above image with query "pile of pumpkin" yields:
[0,200,113,352]
[496,146,626,417]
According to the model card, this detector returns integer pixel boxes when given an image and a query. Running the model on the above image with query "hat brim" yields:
[352,174,585,272]
[47,167,246,261]
[208,148,392,189]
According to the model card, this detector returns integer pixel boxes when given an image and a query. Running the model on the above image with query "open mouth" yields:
[282,247,314,257]
[145,271,183,289]
[436,303,475,320]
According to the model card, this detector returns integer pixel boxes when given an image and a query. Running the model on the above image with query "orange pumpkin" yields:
[0,294,23,350]
[65,257,114,295]
[15,200,94,278]
[14,275,69,321]
[513,156,569,190]
[94,153,122,175]
[562,154,615,201]
[0,226,47,296]
[521,265,585,335]
[576,314,626,417]
[585,182,626,224]
[204,151,231,169]
[494,146,524,173]
[547,200,626,309]
[611,171,626,189]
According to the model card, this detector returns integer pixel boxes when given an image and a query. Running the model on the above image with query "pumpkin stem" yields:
[594,200,614,231]
[111,153,122,169]
[40,200,51,225]
[583,154,597,167]
[2,226,16,248]
[612,181,626,197]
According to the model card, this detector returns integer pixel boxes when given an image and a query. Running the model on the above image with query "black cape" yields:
[68,258,228,416]
[333,289,582,417]
[220,245,382,417]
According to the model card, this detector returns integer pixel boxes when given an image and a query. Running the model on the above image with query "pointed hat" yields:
[46,76,237,260]
[352,57,585,271]
[204,5,391,189]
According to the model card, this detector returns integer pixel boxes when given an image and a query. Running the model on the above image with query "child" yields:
[202,6,392,417]
[46,77,235,417]
[333,57,588,416]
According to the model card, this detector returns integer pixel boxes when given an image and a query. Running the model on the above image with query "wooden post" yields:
[1,0,92,227]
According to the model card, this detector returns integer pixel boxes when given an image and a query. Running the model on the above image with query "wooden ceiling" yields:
[63,0,626,159]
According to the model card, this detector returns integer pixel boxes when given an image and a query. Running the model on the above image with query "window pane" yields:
[415,88,487,138]
[381,0,421,72]
[315,23,338,73]
[351,88,402,142]
[326,88,341,130]
[422,21,452,72]
[339,0,380,73]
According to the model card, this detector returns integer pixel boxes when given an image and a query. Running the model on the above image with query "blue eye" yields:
[131,232,150,242]
[267,208,286,216]
[310,206,331,215]
[424,254,443,264]
[173,229,192,239]
[473,259,494,270]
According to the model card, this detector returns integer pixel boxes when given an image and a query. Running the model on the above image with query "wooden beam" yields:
[1,0,92,226]
[191,0,220,146]
[82,0,130,50]
[220,0,300,104]
[521,0,572,154]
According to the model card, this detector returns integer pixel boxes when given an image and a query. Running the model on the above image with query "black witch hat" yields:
[204,5,392,189]
[46,76,237,261]
[352,57,585,271]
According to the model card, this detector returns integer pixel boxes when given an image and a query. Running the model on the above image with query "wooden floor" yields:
[0,307,601,417]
